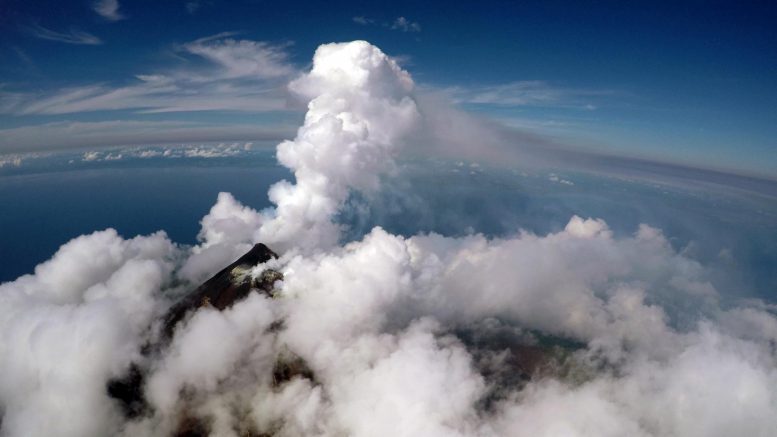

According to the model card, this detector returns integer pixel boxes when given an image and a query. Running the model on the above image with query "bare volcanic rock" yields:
[162,243,279,340]
[108,243,285,424]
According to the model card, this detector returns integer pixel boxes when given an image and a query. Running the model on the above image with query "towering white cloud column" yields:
[256,40,420,251]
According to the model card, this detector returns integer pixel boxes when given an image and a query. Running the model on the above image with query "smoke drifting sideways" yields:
[2,41,777,437]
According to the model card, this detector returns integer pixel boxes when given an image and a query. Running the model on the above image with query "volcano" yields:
[162,243,281,340]
[107,243,295,433]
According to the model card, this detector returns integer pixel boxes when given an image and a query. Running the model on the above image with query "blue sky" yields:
[1,0,775,176]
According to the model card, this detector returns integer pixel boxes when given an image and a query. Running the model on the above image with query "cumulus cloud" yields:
[0,230,179,436]
[5,143,269,168]
[0,155,22,168]
[179,40,420,257]
[5,214,777,436]
[1,40,777,437]
[254,41,420,251]
[548,172,574,185]
[180,192,265,283]
[82,150,101,161]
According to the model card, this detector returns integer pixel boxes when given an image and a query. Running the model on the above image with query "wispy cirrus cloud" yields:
[25,24,103,45]
[0,35,297,116]
[182,34,294,79]
[0,120,296,154]
[0,34,301,152]
[1,75,288,115]
[447,80,619,110]
[92,0,126,22]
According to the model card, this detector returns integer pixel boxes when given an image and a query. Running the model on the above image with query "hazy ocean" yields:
[2,148,776,302]
[0,151,289,283]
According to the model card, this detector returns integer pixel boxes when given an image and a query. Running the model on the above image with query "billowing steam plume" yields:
[259,41,420,251]
[181,41,419,283]
[2,41,777,437]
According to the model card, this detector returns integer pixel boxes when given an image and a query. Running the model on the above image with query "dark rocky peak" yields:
[162,243,280,340]
[108,243,291,427]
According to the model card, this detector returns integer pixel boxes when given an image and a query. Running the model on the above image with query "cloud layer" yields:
[1,35,295,117]
[1,40,776,437]
[0,34,300,153]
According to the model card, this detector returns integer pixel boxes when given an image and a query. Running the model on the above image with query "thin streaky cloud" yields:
[10,46,34,66]
[26,24,103,45]
[182,37,294,79]
[447,80,621,109]
[0,36,297,117]
[93,0,126,21]
[0,78,288,115]
[185,31,244,46]
[0,120,296,153]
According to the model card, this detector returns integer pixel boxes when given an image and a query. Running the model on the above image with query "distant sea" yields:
[0,150,289,283]
[1,147,776,303]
